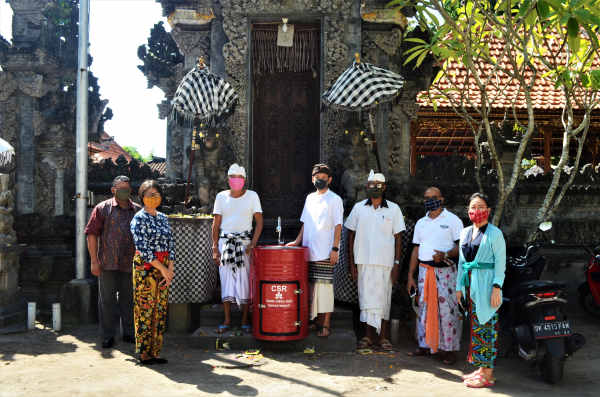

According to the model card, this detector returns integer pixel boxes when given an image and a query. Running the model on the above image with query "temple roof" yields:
[88,132,133,164]
[417,34,600,111]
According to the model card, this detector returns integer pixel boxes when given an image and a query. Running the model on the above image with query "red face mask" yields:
[468,208,489,224]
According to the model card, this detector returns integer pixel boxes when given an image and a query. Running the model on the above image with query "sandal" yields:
[406,348,430,357]
[379,338,394,351]
[318,326,332,338]
[241,324,252,334]
[461,369,481,380]
[357,336,373,350]
[441,351,457,365]
[465,374,495,388]
[216,324,231,334]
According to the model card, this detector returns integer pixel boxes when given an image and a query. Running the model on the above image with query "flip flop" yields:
[465,374,495,388]
[357,336,373,350]
[407,348,430,357]
[379,338,394,352]
[216,324,231,334]
[318,326,331,338]
[441,351,457,365]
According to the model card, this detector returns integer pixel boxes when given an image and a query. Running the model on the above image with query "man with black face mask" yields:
[85,175,141,348]
[406,187,463,364]
[345,170,405,351]
[288,163,343,338]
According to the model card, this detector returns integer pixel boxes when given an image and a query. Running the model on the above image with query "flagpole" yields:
[75,0,90,279]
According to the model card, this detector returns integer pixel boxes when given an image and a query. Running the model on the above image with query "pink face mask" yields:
[228,177,245,191]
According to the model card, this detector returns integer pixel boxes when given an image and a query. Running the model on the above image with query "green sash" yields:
[461,261,494,288]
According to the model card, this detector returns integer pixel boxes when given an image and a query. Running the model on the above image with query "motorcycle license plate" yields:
[532,320,571,339]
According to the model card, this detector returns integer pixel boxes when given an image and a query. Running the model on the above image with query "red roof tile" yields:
[88,133,133,163]
[417,34,600,111]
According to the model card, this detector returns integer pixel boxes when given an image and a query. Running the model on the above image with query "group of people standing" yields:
[85,162,506,388]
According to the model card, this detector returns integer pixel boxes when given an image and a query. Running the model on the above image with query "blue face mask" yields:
[424,198,442,212]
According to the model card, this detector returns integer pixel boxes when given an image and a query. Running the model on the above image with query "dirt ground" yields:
[1,310,599,397]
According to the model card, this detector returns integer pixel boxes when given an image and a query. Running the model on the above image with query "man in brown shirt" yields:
[85,175,140,348]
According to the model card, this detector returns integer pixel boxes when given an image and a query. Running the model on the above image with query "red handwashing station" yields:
[252,246,309,341]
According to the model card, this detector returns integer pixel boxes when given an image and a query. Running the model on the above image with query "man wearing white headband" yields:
[212,163,263,334]
[345,170,406,351]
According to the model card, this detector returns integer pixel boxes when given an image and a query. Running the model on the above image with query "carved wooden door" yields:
[252,72,320,219]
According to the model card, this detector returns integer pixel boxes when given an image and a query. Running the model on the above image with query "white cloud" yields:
[0,2,13,42]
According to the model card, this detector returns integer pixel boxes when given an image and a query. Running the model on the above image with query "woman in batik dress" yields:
[130,180,175,365]
[456,193,506,388]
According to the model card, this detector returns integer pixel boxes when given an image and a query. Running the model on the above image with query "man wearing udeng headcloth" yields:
[212,163,263,334]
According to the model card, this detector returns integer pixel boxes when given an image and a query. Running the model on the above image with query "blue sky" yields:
[1,0,169,157]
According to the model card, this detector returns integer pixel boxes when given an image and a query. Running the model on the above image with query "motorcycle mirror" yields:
[539,221,552,232]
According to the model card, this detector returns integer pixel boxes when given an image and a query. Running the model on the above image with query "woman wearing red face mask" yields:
[456,193,506,388]
[130,180,175,365]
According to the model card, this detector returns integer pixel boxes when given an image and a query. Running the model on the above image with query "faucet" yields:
[276,216,283,245]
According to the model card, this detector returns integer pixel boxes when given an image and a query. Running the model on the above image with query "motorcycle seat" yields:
[517,279,566,294]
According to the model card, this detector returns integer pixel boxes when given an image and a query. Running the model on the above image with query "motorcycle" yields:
[578,245,600,318]
[500,221,585,384]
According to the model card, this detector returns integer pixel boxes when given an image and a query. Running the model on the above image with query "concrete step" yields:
[169,326,357,352]
[196,304,354,329]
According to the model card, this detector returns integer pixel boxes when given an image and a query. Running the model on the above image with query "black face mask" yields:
[424,198,443,212]
[366,187,383,199]
[314,178,328,190]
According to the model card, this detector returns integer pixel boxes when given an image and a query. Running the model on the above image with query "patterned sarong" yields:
[133,251,170,358]
[466,272,499,368]
[308,260,334,284]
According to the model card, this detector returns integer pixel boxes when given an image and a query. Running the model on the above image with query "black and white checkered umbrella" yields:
[0,137,15,174]
[171,63,238,127]
[322,60,405,111]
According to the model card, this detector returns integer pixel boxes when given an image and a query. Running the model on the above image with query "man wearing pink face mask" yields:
[212,163,263,334]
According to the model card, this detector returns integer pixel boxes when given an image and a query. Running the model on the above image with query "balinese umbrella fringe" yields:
[0,151,15,174]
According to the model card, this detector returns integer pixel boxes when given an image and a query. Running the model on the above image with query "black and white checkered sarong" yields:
[220,231,252,272]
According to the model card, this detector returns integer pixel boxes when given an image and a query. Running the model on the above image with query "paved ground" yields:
[2,261,599,396]
[1,311,599,397]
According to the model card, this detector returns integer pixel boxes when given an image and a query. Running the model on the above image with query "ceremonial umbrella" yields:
[322,53,405,171]
[171,58,238,128]
[171,58,239,201]
[0,137,15,174]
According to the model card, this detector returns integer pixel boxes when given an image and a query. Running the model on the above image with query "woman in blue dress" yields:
[456,193,506,388]
[130,180,175,365]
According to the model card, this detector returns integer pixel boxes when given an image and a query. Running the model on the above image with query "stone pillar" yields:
[391,101,419,183]
[16,94,35,215]
[0,172,26,331]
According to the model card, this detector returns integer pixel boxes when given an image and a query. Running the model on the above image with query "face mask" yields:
[143,196,161,210]
[314,178,328,190]
[424,198,442,212]
[115,188,130,201]
[366,187,383,199]
[228,177,245,191]
[468,208,489,224]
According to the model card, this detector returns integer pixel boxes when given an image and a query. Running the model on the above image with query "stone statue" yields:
[340,127,371,209]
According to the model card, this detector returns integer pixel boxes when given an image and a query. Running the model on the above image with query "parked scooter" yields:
[500,222,585,384]
[578,245,600,318]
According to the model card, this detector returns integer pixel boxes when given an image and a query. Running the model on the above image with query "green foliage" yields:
[123,146,152,163]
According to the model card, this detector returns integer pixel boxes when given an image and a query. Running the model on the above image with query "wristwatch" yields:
[493,283,501,289]
[331,247,339,252]
[394,260,400,265]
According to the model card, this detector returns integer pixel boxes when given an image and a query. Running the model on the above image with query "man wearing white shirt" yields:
[345,171,405,351]
[288,164,343,338]
[406,187,463,364]
[212,164,263,334]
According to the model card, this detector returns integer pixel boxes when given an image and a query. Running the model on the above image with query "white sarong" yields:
[218,238,251,306]
[357,264,392,334]
[309,282,334,320]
